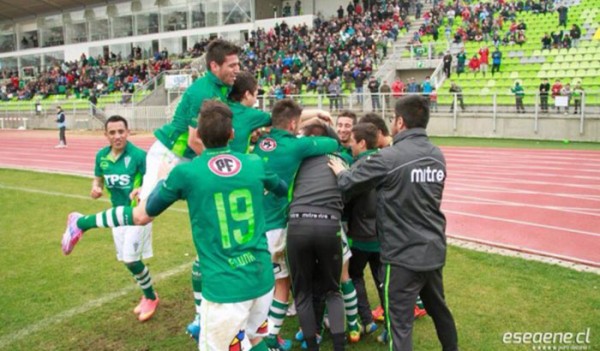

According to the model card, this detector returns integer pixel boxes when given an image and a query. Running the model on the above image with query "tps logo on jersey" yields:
[209,155,242,177]
[259,138,277,152]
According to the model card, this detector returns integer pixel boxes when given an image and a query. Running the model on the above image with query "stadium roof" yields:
[0,0,107,21]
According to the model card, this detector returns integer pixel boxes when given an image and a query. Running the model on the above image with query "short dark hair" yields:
[352,123,378,150]
[394,95,430,129]
[105,115,129,130]
[360,112,389,136]
[229,71,257,102]
[198,100,233,148]
[206,39,240,68]
[337,110,357,124]
[271,99,302,128]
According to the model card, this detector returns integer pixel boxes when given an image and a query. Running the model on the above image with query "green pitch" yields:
[0,169,598,350]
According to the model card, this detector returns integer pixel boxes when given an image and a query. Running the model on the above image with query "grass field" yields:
[0,138,599,351]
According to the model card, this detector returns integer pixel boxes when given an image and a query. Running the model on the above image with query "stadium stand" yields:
[415,0,600,107]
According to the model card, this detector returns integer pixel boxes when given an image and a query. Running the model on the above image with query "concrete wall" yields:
[427,113,600,142]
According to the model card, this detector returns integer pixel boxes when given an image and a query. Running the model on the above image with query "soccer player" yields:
[329,95,459,351]
[69,115,158,322]
[63,101,287,351]
[228,71,272,153]
[335,111,357,165]
[359,113,393,148]
[344,122,381,335]
[334,110,362,342]
[252,99,339,350]
[286,123,347,351]
[64,38,241,339]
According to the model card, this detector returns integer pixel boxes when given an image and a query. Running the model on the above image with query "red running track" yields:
[1,130,599,267]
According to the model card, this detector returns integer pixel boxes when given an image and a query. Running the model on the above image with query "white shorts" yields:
[140,140,187,200]
[266,228,288,279]
[199,289,273,351]
[340,223,352,264]
[111,224,153,262]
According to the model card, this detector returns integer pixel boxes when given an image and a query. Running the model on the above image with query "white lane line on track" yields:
[445,209,600,238]
[447,166,600,180]
[443,195,600,217]
[447,183,600,202]
[0,261,193,349]
[448,175,600,193]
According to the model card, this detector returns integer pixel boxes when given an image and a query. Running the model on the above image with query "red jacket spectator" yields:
[468,56,480,71]
[479,47,490,64]
[551,80,563,98]
[391,79,405,97]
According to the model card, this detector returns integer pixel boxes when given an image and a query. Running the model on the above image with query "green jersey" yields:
[154,71,231,159]
[228,101,271,153]
[252,128,339,231]
[157,147,284,303]
[338,145,354,165]
[94,141,146,207]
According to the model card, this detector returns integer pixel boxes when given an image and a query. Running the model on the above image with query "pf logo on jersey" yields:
[259,138,277,152]
[209,155,242,177]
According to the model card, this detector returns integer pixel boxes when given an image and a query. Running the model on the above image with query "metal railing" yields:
[2,91,598,141]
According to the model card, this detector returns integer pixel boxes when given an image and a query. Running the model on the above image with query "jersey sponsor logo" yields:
[259,137,277,152]
[104,174,131,186]
[208,155,242,177]
[410,167,445,183]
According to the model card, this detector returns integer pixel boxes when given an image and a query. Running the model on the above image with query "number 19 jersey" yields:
[159,146,280,303]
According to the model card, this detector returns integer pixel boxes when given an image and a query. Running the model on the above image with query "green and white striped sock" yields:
[341,280,359,330]
[126,260,156,300]
[268,298,289,336]
[77,206,134,231]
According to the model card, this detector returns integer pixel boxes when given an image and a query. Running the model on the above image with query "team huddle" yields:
[61,39,458,351]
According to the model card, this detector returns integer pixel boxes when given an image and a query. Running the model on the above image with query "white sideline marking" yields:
[0,262,193,349]
[0,184,188,213]
[0,183,192,348]
[445,209,600,238]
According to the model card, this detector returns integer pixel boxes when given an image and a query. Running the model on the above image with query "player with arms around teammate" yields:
[252,99,339,350]
[63,101,287,351]
[72,115,158,321]
[329,95,458,351]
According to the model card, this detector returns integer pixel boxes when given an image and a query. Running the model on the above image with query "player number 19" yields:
[214,189,255,249]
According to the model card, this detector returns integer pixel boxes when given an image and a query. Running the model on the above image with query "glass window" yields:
[162,6,188,32]
[0,57,18,74]
[113,16,133,38]
[21,30,39,49]
[222,0,252,25]
[89,6,109,41]
[110,43,131,61]
[39,14,64,47]
[110,3,133,38]
[20,54,41,76]
[0,22,15,53]
[191,3,207,28]
[64,10,88,44]
[135,13,159,35]
[43,51,64,71]
[160,38,182,58]
[132,40,153,60]
[0,33,15,53]
[204,0,220,27]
